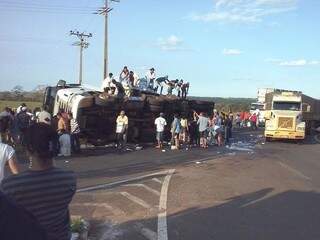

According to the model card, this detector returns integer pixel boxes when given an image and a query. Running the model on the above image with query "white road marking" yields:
[158,169,175,240]
[152,178,162,184]
[278,162,311,181]
[124,184,161,196]
[120,192,152,209]
[134,223,157,240]
[77,170,168,193]
[72,202,125,216]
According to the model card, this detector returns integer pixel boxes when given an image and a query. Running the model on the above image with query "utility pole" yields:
[95,0,120,80]
[70,30,92,85]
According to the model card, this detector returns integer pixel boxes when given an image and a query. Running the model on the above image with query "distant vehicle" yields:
[43,80,215,146]
[264,90,320,141]
[250,88,275,126]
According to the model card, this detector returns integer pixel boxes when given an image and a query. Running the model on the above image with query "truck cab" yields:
[264,92,305,140]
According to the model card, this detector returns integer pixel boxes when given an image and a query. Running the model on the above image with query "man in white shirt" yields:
[154,113,167,149]
[146,68,156,90]
[101,73,114,93]
[0,142,19,182]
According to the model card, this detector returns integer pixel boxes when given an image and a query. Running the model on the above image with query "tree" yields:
[11,85,24,100]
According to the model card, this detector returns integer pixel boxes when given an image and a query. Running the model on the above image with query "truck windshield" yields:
[250,104,264,111]
[273,102,301,111]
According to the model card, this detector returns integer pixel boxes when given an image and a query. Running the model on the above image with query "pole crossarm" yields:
[69,30,92,85]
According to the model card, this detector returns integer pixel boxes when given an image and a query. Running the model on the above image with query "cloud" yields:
[222,48,243,55]
[157,35,185,51]
[190,0,298,23]
[266,58,320,67]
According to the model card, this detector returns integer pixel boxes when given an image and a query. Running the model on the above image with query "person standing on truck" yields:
[112,79,125,98]
[119,66,129,84]
[116,110,128,149]
[155,76,168,95]
[101,72,114,93]
[146,68,156,90]
[154,113,167,149]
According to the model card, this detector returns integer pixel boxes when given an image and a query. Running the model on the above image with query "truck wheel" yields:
[265,137,272,142]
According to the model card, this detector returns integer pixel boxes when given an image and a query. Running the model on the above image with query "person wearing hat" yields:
[37,109,51,125]
[116,110,128,149]
[154,113,167,149]
[146,68,156,91]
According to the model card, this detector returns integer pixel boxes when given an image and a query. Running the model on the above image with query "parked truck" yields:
[264,90,320,141]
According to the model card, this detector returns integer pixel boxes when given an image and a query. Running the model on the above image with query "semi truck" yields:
[43,80,215,146]
[264,90,320,141]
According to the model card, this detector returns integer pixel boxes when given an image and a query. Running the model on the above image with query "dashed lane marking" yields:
[120,192,152,209]
[278,162,311,181]
[158,169,175,240]
[77,170,168,193]
[152,178,162,184]
[124,184,161,196]
[134,223,157,240]
[71,203,125,216]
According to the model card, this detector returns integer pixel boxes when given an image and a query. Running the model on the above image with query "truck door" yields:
[43,87,58,115]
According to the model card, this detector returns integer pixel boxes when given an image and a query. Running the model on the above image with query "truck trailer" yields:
[264,90,320,141]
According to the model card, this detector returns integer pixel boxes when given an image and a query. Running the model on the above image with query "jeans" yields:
[71,133,80,153]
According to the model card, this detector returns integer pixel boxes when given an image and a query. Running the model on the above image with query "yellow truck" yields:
[264,90,320,141]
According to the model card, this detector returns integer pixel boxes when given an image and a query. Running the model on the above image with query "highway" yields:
[48,128,320,240]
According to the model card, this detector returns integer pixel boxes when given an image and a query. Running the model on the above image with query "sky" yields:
[0,0,319,98]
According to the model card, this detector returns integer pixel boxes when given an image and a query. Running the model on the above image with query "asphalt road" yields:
[8,128,320,240]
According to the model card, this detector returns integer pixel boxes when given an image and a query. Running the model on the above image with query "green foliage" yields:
[189,96,254,112]
[0,100,41,111]
[70,218,87,233]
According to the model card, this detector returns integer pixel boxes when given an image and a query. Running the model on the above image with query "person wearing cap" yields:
[116,110,128,149]
[37,109,51,125]
[16,103,26,114]
[154,113,167,149]
[146,68,156,91]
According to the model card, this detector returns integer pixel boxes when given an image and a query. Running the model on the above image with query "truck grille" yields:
[278,117,294,129]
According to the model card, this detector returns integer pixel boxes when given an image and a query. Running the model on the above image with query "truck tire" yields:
[95,94,118,107]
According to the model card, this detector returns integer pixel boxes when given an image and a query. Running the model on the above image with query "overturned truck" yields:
[43,81,214,145]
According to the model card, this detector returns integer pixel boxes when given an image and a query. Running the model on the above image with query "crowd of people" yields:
[0,104,81,158]
[0,101,261,239]
[153,109,261,151]
[101,66,190,98]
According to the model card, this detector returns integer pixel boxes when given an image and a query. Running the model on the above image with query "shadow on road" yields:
[92,188,320,240]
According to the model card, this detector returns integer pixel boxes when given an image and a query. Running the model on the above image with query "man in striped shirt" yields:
[1,123,76,240]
